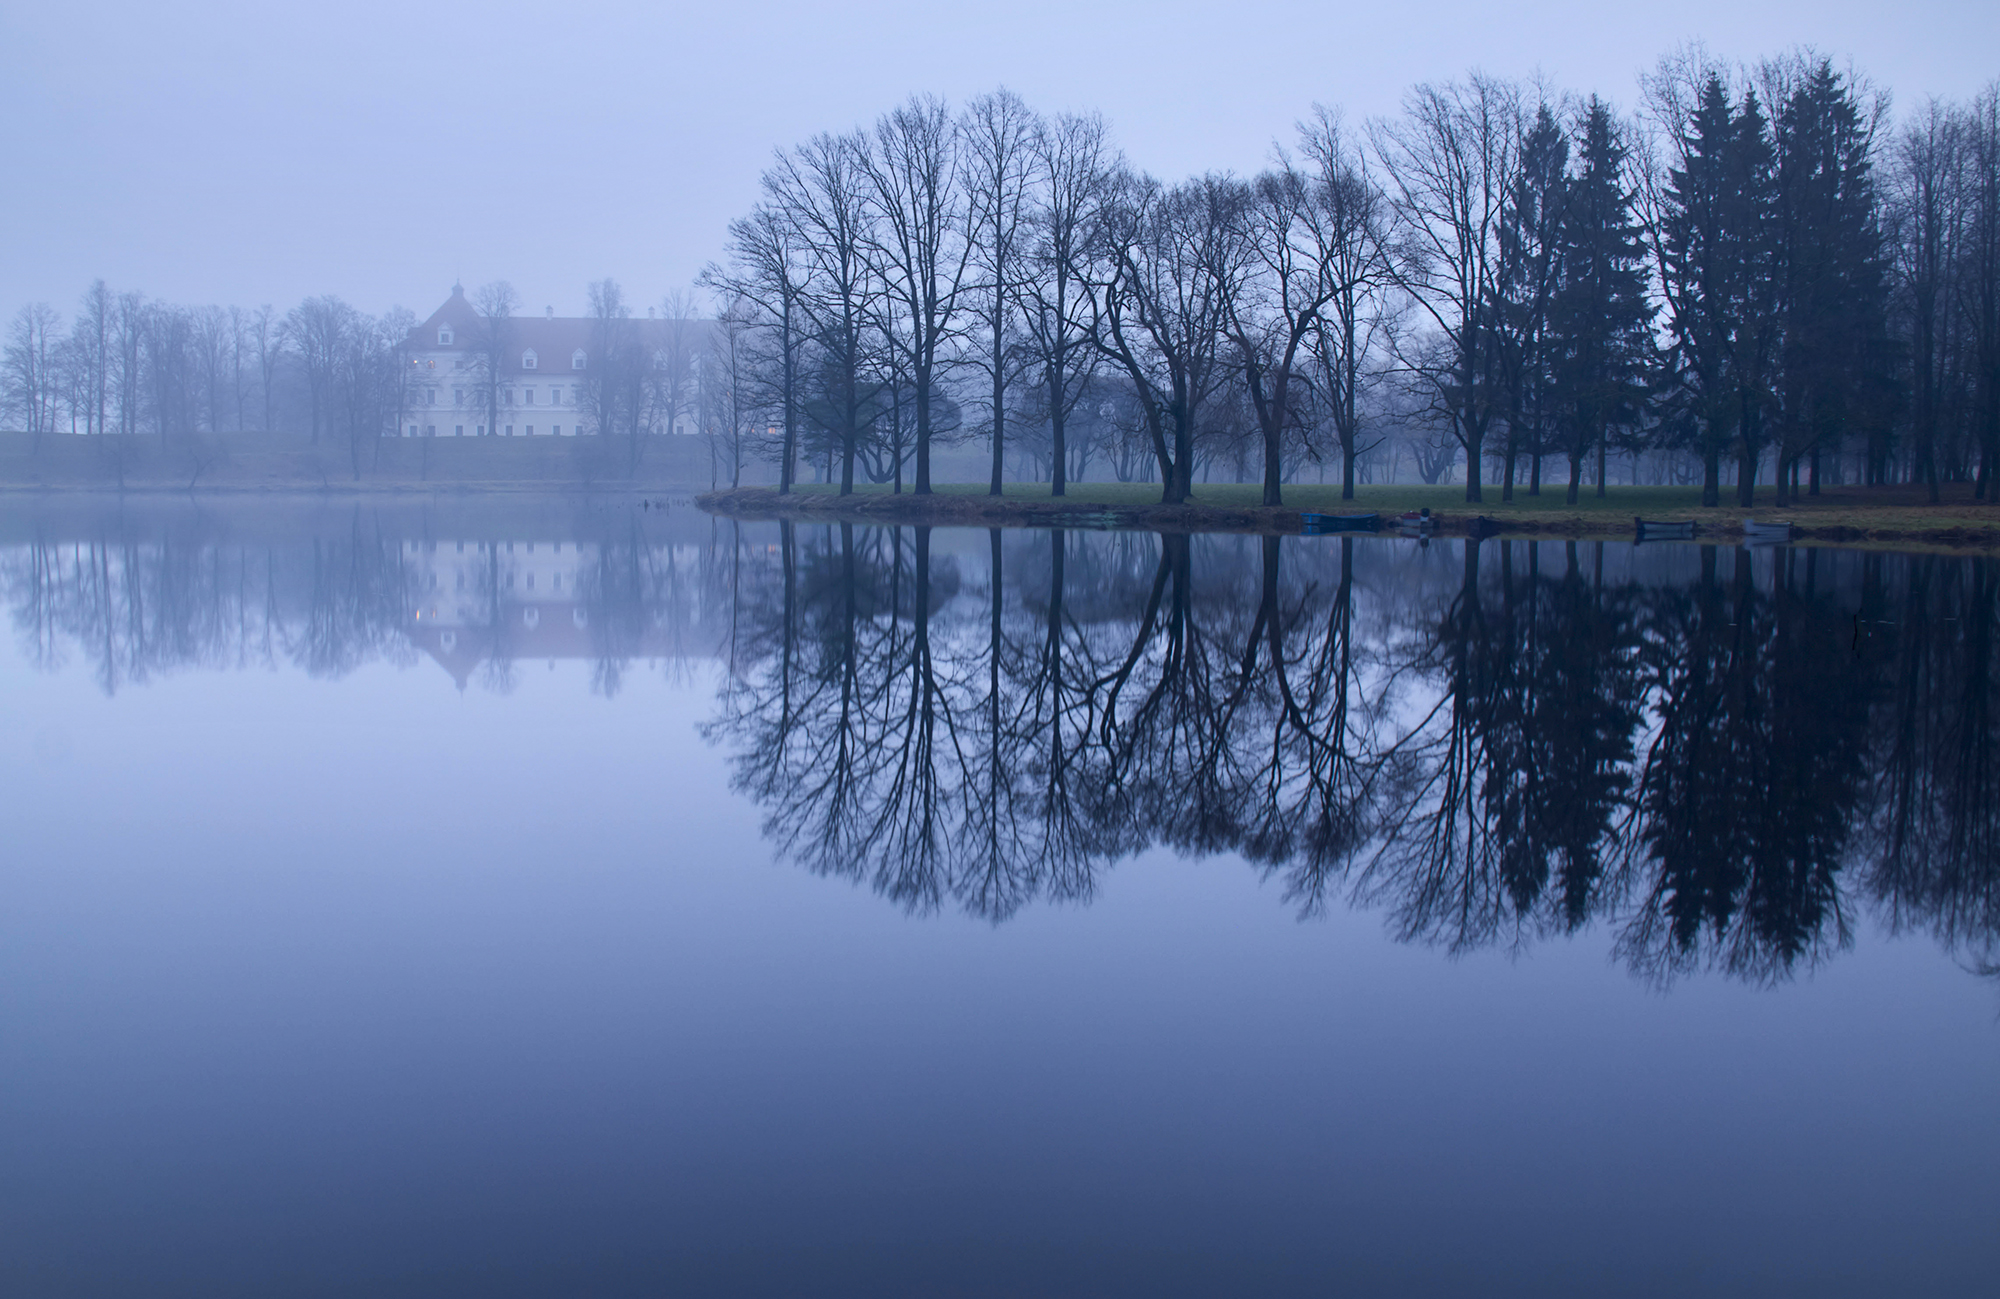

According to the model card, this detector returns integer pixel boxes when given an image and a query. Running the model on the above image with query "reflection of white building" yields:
[400,284,700,439]
[403,538,616,688]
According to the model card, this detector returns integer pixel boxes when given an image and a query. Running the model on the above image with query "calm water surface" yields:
[1,497,1995,1297]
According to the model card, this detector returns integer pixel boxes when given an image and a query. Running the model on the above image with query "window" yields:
[425,425,436,436]
[505,388,514,405]
[453,388,463,405]
[524,388,535,404]
[526,425,535,435]
[456,541,464,552]
[505,424,514,435]
[553,573,562,591]
[522,349,538,370]
[408,425,417,437]
[572,349,587,370]
[526,573,535,590]
[427,388,437,405]
[552,425,561,436]
[507,573,516,590]
[474,425,482,436]
[456,573,464,591]
[438,326,454,345]
[454,424,463,436]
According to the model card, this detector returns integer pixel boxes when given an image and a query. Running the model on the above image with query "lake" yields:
[1,496,1994,1297]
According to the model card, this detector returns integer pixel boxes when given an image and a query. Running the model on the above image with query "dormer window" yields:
[438,325,454,345]
[521,349,538,370]
[572,349,587,370]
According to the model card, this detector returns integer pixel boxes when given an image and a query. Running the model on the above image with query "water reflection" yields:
[4,501,1996,985]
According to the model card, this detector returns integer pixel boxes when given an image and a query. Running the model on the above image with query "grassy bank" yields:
[700,480,2000,551]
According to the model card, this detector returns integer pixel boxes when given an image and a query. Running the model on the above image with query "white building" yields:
[401,284,698,438]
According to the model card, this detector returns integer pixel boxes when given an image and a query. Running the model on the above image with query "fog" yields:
[3,0,1993,315]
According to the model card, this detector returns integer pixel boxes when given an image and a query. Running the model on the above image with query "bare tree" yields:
[1372,74,1523,502]
[1087,170,1244,503]
[3,303,63,451]
[284,295,354,444]
[960,89,1040,494]
[861,96,967,495]
[250,304,280,433]
[1024,111,1113,495]
[465,280,519,440]
[706,204,808,492]
[770,131,880,494]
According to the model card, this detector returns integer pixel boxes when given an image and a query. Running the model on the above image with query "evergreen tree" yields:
[1661,76,1769,506]
[1492,105,1569,500]
[1772,60,1896,500]
[1547,98,1655,503]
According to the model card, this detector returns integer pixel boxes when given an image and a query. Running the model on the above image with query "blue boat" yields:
[1300,513,1380,535]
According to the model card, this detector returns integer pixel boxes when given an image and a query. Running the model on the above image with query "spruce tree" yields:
[1493,105,1569,500]
[1548,98,1655,503]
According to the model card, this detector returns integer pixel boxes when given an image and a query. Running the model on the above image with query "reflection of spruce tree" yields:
[1626,548,1874,980]
[1867,556,2000,971]
[1367,540,1642,948]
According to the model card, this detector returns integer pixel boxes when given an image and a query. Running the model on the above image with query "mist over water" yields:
[0,496,1995,1296]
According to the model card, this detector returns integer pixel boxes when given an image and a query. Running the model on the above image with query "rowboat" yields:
[1742,519,1795,544]
[1392,510,1434,531]
[1635,517,1697,541]
[1300,513,1380,534]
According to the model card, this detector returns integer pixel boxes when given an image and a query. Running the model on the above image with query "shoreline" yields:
[697,485,2000,553]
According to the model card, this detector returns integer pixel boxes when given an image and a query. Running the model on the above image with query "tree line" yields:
[707,50,2000,505]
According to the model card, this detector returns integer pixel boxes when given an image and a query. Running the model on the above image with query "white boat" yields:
[1742,519,1795,544]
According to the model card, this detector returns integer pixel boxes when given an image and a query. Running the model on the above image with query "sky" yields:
[1,0,1994,323]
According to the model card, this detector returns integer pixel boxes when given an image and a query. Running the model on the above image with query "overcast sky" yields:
[2,0,1993,322]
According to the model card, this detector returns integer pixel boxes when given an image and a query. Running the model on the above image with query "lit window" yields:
[522,349,538,370]
[572,349,586,370]
[438,326,454,345]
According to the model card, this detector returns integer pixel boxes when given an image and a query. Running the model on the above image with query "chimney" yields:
[545,305,554,319]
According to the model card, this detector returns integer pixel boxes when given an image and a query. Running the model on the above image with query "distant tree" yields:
[284,295,354,444]
[3,303,63,451]
[466,280,519,440]
[250,304,280,433]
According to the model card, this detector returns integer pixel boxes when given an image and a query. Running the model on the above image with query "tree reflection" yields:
[709,527,2000,984]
